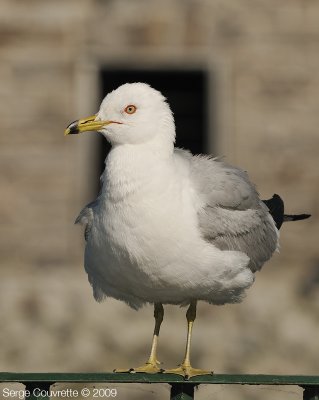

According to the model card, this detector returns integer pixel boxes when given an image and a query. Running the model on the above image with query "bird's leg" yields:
[114,303,164,374]
[145,302,163,367]
[164,300,213,379]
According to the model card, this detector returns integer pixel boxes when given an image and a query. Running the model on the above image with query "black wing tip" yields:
[263,193,284,207]
[284,213,311,222]
[263,194,311,228]
[262,194,284,229]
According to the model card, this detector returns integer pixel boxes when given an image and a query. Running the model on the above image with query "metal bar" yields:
[1,373,319,400]
[170,383,196,400]
[303,386,319,400]
[1,372,319,385]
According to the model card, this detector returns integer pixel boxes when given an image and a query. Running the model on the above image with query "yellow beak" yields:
[64,115,114,136]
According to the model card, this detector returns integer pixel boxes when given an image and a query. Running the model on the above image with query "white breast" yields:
[84,145,254,308]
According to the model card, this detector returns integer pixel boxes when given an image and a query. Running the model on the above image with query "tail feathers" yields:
[283,213,311,222]
[262,194,311,230]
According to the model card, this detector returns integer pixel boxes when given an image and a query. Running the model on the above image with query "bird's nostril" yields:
[80,119,93,125]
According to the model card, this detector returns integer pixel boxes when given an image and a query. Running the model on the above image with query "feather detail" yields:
[75,200,98,242]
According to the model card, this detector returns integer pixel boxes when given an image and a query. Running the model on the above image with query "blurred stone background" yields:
[0,1,318,399]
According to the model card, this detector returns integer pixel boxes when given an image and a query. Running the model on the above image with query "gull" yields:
[65,82,310,378]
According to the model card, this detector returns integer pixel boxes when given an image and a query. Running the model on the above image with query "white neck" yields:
[102,138,174,201]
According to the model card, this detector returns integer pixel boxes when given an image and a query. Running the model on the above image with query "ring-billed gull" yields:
[65,82,310,378]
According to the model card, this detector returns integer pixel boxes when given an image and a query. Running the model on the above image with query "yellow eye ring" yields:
[124,105,137,114]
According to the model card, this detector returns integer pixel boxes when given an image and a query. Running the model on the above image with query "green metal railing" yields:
[1,372,319,400]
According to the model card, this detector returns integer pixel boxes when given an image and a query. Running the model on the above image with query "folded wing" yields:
[187,153,279,272]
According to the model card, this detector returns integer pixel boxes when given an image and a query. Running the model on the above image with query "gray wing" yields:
[75,199,99,241]
[188,153,279,272]
[75,173,104,241]
[75,197,106,303]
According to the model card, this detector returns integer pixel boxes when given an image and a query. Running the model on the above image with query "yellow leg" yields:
[114,303,164,374]
[164,301,213,379]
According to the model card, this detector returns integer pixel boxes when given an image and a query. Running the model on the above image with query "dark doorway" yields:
[95,68,210,194]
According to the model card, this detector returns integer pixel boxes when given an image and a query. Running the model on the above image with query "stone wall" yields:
[0,1,318,397]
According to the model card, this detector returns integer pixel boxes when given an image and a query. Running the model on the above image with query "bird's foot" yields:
[114,360,162,374]
[163,363,213,380]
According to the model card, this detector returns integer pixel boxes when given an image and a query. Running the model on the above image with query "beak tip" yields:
[64,120,79,136]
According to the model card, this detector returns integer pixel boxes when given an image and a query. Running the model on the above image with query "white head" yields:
[65,83,175,151]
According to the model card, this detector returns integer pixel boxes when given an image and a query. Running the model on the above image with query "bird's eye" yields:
[124,105,137,115]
